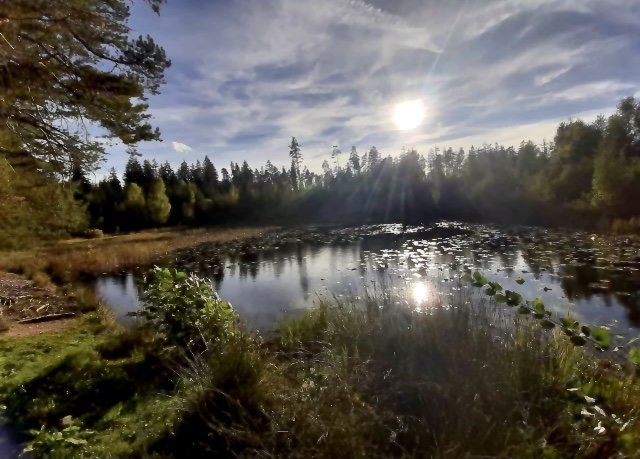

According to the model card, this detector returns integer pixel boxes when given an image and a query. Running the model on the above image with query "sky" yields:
[100,0,640,176]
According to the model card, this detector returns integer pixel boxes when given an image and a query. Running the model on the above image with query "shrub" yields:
[135,267,239,351]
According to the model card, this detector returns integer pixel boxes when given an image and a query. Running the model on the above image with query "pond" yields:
[94,222,640,335]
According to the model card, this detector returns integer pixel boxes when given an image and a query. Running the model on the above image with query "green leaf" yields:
[494,294,507,303]
[581,325,591,337]
[517,305,531,315]
[515,277,525,284]
[65,438,88,445]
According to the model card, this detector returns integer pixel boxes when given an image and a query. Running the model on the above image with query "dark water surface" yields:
[94,222,640,335]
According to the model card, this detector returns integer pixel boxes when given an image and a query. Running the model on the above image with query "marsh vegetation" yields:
[2,265,640,458]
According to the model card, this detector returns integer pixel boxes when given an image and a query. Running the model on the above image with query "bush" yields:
[135,267,239,352]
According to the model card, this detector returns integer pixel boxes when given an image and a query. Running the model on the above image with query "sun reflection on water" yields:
[411,282,430,311]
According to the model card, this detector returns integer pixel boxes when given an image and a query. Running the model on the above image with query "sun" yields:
[393,99,425,131]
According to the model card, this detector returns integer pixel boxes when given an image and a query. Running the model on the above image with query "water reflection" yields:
[410,282,429,308]
[93,223,640,333]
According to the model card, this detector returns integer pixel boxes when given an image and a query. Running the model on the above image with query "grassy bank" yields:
[0,226,271,285]
[1,269,639,457]
[0,226,272,330]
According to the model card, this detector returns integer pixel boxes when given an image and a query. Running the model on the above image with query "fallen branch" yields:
[17,312,76,324]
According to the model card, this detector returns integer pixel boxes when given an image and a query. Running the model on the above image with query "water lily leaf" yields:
[591,327,611,348]
[494,294,507,303]
[505,290,522,306]
[515,277,525,284]
[540,319,555,329]
[560,317,579,330]
[628,347,640,366]
[570,335,587,346]
[517,305,531,315]
[472,271,488,286]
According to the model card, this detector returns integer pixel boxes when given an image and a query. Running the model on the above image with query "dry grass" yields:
[0,314,9,332]
[0,226,273,283]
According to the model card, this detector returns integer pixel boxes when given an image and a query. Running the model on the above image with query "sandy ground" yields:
[1,317,77,339]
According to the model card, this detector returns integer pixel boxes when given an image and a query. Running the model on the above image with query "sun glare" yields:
[393,99,425,131]
[411,282,430,306]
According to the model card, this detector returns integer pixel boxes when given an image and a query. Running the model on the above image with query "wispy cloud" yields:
[101,0,640,174]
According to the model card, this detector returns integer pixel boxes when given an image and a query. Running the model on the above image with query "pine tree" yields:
[289,137,302,187]
[349,146,361,174]
[202,156,219,195]
[368,146,380,168]
[1,0,170,174]
[124,155,145,185]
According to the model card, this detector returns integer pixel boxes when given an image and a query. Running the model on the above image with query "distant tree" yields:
[368,146,380,169]
[220,168,231,192]
[331,145,342,171]
[177,161,191,182]
[349,146,361,174]
[120,183,147,229]
[146,178,171,225]
[289,160,299,191]
[178,181,197,223]
[289,137,302,183]
[159,162,177,186]
[141,159,157,189]
[202,156,219,195]
[124,155,145,185]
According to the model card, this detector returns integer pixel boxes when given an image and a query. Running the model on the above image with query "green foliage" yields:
[1,0,170,175]
[146,178,171,225]
[0,156,87,248]
[23,416,94,458]
[136,267,239,350]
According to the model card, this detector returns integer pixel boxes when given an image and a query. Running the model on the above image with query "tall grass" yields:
[160,281,640,457]
[3,272,640,457]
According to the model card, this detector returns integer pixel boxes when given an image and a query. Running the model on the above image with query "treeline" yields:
[78,96,640,232]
